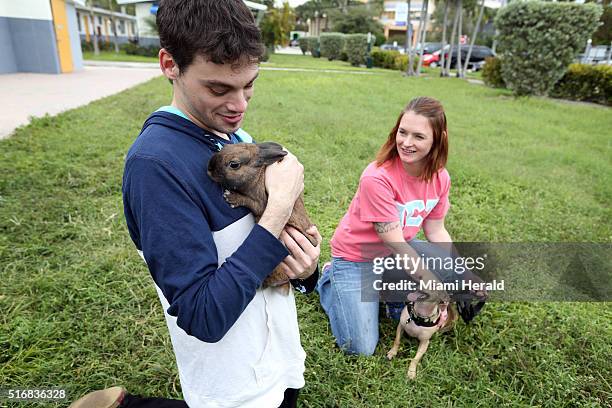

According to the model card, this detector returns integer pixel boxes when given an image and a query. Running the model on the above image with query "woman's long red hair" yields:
[375,97,449,182]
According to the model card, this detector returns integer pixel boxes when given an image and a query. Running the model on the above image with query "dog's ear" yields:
[256,142,288,166]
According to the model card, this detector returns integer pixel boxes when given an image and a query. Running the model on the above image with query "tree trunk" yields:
[416,0,429,76]
[406,0,415,76]
[412,0,426,76]
[108,0,120,53]
[463,0,485,76]
[440,0,450,76]
[445,0,459,75]
[456,0,463,78]
[89,8,100,55]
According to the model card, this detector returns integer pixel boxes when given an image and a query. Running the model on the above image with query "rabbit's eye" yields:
[229,161,241,169]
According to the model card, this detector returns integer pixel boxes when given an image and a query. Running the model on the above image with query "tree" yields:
[85,0,100,55]
[107,0,120,53]
[261,2,295,48]
[439,0,450,76]
[330,7,384,41]
[462,0,485,77]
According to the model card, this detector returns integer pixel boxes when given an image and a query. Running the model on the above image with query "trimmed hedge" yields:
[482,57,505,88]
[495,1,602,96]
[370,48,418,71]
[306,37,320,58]
[319,33,345,61]
[121,42,159,57]
[550,64,612,106]
[345,34,368,66]
[298,37,309,55]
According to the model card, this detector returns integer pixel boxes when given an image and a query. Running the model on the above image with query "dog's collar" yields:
[405,302,441,328]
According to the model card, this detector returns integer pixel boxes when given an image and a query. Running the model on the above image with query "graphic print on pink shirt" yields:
[331,157,450,262]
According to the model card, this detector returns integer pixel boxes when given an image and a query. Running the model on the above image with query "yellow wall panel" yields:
[50,0,74,73]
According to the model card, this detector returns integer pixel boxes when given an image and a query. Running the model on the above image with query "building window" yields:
[118,20,125,35]
[77,12,82,31]
[98,16,102,25]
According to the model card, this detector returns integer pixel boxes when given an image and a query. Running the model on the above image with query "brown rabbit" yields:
[207,142,317,294]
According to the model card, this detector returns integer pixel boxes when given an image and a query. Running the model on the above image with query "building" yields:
[115,0,268,46]
[380,0,436,41]
[0,0,84,74]
[75,4,138,46]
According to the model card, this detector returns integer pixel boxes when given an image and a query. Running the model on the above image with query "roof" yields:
[74,4,137,20]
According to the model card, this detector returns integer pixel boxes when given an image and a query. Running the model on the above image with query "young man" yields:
[69,1,321,407]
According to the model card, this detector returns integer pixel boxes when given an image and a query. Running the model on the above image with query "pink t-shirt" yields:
[331,157,451,262]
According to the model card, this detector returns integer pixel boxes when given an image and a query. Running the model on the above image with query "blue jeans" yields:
[317,241,471,356]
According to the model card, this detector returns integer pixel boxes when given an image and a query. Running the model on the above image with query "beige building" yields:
[380,0,435,40]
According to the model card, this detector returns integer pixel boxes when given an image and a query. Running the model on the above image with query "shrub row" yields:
[81,40,115,52]
[483,57,611,106]
[371,48,418,72]
[121,43,159,57]
[550,63,612,105]
[320,33,345,61]
[300,34,373,65]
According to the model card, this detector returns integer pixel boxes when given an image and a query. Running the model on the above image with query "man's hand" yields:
[277,225,322,280]
[258,150,304,238]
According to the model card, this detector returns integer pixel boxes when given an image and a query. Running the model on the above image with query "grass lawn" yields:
[1,56,611,407]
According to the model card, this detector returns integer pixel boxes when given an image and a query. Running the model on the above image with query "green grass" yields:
[1,56,611,407]
[83,50,158,63]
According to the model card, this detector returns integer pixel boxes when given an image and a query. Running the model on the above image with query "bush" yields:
[81,40,93,52]
[550,64,612,106]
[495,1,602,96]
[298,37,309,55]
[369,48,418,71]
[307,37,320,58]
[371,48,386,68]
[344,34,368,66]
[121,43,159,57]
[383,50,400,69]
[319,33,345,61]
[482,57,506,88]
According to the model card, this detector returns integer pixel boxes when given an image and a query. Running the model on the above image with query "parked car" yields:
[576,45,611,65]
[423,45,495,70]
[380,43,404,54]
[416,42,443,55]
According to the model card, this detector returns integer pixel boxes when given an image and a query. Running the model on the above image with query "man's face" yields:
[173,55,259,137]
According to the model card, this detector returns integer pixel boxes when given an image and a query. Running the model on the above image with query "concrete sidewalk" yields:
[0,65,161,139]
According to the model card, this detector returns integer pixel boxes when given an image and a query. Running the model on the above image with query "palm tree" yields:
[406,0,415,76]
[107,0,120,53]
[463,0,486,77]
[439,0,450,77]
[444,0,459,76]
[415,0,430,75]
[455,0,463,78]
[86,0,100,56]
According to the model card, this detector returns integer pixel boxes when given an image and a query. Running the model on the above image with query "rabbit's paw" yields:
[223,189,243,208]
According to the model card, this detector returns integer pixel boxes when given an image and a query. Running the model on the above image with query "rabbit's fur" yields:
[207,142,317,292]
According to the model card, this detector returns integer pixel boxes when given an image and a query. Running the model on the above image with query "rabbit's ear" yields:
[257,142,288,166]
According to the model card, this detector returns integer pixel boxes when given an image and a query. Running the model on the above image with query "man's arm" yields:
[123,156,298,343]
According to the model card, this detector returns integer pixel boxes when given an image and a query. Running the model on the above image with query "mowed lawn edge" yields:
[1,55,610,407]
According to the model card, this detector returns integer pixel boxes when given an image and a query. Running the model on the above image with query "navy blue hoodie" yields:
[122,111,317,342]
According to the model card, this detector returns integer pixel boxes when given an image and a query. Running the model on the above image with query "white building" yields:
[75,4,138,46]
[0,0,84,74]
[116,0,268,46]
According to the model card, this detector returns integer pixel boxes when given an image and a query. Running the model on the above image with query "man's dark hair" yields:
[157,0,264,70]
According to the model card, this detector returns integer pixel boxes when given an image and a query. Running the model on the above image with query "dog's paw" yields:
[386,349,397,360]
[407,368,417,380]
